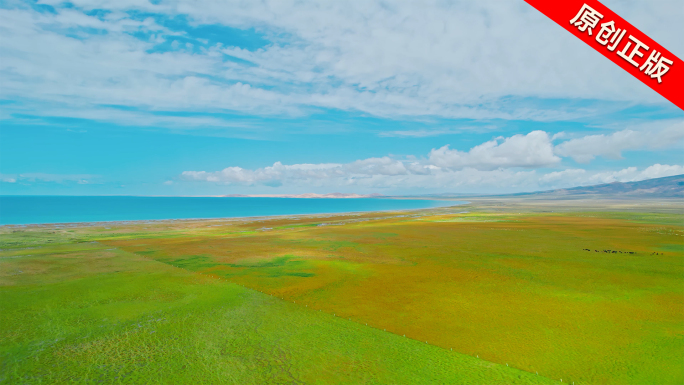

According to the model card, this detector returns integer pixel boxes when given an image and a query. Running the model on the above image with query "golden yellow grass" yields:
[103,211,684,385]
[1,218,556,384]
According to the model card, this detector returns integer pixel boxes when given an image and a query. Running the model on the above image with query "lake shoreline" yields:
[0,196,466,226]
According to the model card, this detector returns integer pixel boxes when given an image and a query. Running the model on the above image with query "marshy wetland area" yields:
[1,199,682,384]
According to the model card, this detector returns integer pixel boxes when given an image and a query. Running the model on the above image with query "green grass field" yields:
[1,204,682,384]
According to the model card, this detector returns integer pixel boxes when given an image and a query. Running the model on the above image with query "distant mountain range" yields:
[522,174,684,198]
[425,174,684,199]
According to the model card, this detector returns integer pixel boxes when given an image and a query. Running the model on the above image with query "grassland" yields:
[1,200,682,384]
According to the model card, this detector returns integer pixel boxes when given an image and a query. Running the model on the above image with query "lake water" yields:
[0,196,462,225]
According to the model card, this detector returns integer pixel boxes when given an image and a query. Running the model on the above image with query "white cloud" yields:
[379,129,457,138]
[181,157,420,185]
[539,169,587,184]
[429,131,560,170]
[345,157,410,176]
[639,164,684,180]
[531,164,684,190]
[554,122,684,163]
[1,0,682,126]
[181,161,683,193]
[179,127,683,193]
[378,125,499,138]
[588,164,684,184]
[0,174,17,183]
[182,162,540,192]
[0,173,99,184]
[182,131,562,185]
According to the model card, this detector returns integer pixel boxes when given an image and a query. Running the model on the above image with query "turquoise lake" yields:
[0,196,461,225]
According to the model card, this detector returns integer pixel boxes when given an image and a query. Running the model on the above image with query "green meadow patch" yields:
[1,206,682,384]
[0,230,553,384]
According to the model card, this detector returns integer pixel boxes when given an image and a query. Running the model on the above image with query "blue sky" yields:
[1,0,683,196]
